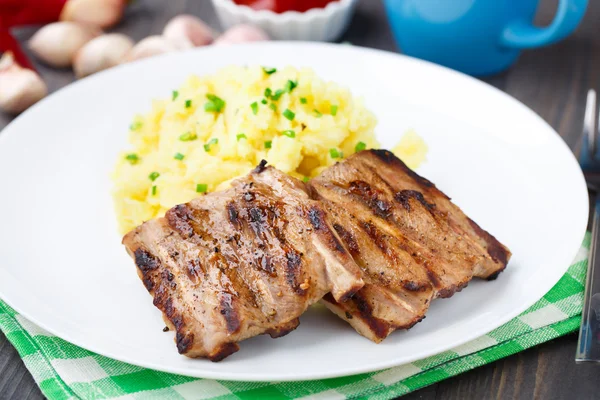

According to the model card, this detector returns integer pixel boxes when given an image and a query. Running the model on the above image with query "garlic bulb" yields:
[60,0,126,29]
[124,36,183,63]
[163,15,215,48]
[29,22,100,68]
[0,52,48,114]
[74,34,134,78]
[214,24,269,45]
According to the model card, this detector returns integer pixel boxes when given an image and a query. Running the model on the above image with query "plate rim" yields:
[0,41,589,381]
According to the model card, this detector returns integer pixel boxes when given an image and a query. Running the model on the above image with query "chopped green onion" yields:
[300,97,307,104]
[285,80,298,93]
[204,94,226,113]
[172,90,179,101]
[174,152,185,160]
[148,171,160,181]
[129,121,143,131]
[329,148,342,159]
[151,185,157,196]
[236,133,247,141]
[250,102,259,115]
[261,99,268,105]
[283,108,295,121]
[262,67,277,75]
[281,130,296,138]
[330,105,338,116]
[185,99,192,108]
[125,153,139,164]
[269,103,277,112]
[179,132,197,141]
[302,176,310,183]
[271,89,285,101]
[264,140,272,149]
[196,183,208,193]
[313,109,322,118]
[355,141,367,152]
[264,88,273,98]
[204,138,218,152]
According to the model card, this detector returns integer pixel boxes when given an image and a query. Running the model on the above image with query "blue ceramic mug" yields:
[383,0,588,76]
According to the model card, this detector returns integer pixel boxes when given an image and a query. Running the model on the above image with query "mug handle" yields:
[501,0,588,49]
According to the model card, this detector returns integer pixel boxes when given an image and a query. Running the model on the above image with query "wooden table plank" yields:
[1,1,599,399]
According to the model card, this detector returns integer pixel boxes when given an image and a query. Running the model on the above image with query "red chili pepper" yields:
[0,0,68,69]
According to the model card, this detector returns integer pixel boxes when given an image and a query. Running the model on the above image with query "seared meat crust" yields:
[311,150,511,342]
[123,164,364,360]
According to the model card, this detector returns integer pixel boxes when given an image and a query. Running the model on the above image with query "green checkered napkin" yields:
[0,234,589,400]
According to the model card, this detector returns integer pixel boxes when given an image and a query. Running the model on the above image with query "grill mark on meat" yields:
[326,178,451,292]
[152,282,169,308]
[167,204,195,238]
[425,268,441,288]
[164,298,184,330]
[248,206,266,236]
[486,271,501,281]
[209,342,240,362]
[134,248,159,272]
[253,159,268,174]
[220,293,241,334]
[157,296,194,354]
[370,149,436,189]
[348,180,392,218]
[395,315,425,330]
[258,254,273,274]
[176,331,194,354]
[359,221,390,256]
[247,198,307,295]
[403,281,428,291]
[333,223,360,256]
[468,218,510,266]
[241,203,278,276]
[266,318,300,338]
[227,202,239,227]
[308,207,323,230]
[333,292,390,340]
[285,250,307,295]
[239,195,306,295]
[308,206,345,253]
[358,220,436,287]
[134,248,161,290]
[394,190,436,213]
[186,259,203,283]
[437,281,468,298]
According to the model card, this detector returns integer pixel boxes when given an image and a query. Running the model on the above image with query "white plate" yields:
[0,42,588,382]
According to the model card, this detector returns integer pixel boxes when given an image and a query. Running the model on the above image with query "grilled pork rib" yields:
[123,162,364,361]
[310,150,511,342]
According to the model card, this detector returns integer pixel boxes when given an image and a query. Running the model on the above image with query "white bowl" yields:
[211,0,358,42]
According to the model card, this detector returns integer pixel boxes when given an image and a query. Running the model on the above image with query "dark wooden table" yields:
[1,1,599,399]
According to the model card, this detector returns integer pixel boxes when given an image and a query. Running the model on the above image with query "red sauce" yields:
[232,0,339,13]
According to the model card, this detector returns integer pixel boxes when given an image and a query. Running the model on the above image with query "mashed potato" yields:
[392,130,428,170]
[112,66,380,233]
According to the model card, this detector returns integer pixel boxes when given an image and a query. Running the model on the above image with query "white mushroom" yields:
[0,52,48,114]
[29,22,100,68]
[123,36,183,63]
[60,0,127,29]
[74,33,134,78]
[214,24,269,45]
[162,15,215,48]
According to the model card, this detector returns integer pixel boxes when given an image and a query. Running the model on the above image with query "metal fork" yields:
[576,89,600,362]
